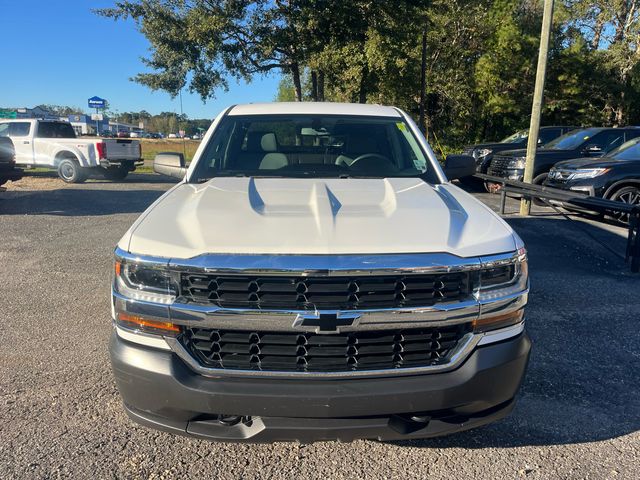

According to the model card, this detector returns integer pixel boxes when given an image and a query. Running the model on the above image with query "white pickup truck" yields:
[0,119,143,182]
[110,102,530,443]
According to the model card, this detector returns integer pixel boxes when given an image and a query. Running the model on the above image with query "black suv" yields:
[544,137,640,223]
[0,136,23,189]
[462,126,576,175]
[487,127,640,185]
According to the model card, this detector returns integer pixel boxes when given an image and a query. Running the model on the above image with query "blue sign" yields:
[88,96,106,109]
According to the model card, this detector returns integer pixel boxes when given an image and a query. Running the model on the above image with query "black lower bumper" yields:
[110,331,531,443]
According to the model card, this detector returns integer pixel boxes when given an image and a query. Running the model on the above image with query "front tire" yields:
[57,158,87,183]
[608,185,640,225]
[531,173,548,206]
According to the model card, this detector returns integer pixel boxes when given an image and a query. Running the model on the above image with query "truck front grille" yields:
[180,324,471,373]
[487,154,514,177]
[179,272,471,310]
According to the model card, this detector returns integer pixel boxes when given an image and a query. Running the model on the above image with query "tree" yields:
[97,0,313,101]
[39,104,86,116]
[97,0,640,148]
[565,0,640,125]
[275,76,297,102]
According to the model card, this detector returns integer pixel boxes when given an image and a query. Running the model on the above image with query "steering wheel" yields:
[349,153,394,170]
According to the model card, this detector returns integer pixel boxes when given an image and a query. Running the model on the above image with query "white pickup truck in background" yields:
[0,119,143,182]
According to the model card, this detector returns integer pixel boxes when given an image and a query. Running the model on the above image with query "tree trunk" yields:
[291,62,302,101]
[358,65,368,103]
[311,71,318,101]
[318,71,325,101]
[419,27,427,134]
[591,18,603,49]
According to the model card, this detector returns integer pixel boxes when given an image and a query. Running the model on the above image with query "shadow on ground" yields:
[0,186,167,216]
[394,216,640,449]
[20,170,176,184]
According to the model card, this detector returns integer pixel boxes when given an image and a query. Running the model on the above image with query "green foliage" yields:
[98,0,640,147]
[38,104,87,116]
[275,76,297,102]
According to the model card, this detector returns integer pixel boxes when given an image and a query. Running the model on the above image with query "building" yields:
[67,114,110,136]
[108,121,144,135]
[16,106,59,119]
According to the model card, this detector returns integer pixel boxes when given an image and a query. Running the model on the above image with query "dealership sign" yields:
[88,96,106,109]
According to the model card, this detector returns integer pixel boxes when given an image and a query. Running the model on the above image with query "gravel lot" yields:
[1,173,639,479]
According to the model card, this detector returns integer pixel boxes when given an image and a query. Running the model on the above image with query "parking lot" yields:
[1,173,639,479]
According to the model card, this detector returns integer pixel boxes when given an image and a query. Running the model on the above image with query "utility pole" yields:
[419,26,427,135]
[520,0,554,216]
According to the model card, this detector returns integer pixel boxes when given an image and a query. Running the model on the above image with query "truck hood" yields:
[553,157,631,169]
[122,177,516,258]
[498,147,575,158]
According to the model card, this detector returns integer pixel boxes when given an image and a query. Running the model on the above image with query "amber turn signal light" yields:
[473,309,524,333]
[117,312,180,335]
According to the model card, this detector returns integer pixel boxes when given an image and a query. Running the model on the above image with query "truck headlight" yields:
[114,259,178,304]
[474,248,528,332]
[474,148,492,159]
[507,157,526,169]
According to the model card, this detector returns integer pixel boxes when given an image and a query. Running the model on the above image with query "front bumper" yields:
[487,167,524,181]
[110,329,531,443]
[543,178,605,213]
[544,178,604,198]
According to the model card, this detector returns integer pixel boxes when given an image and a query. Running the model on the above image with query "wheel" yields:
[102,166,129,181]
[608,185,640,225]
[531,173,548,206]
[57,158,87,183]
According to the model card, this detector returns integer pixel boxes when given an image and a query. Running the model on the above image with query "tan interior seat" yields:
[258,133,289,169]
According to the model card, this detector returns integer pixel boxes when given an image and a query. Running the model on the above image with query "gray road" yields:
[1,174,639,479]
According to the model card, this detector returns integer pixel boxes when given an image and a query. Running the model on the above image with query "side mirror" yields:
[153,152,187,178]
[444,154,476,180]
[583,144,604,156]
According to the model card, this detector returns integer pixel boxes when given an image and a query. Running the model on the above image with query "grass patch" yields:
[140,138,201,163]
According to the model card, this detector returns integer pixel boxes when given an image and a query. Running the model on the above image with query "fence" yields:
[474,173,640,273]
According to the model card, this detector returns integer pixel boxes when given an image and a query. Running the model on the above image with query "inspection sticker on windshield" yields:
[396,122,407,131]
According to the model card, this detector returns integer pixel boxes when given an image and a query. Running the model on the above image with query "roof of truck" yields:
[228,102,402,117]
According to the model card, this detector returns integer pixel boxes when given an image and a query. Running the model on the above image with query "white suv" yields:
[110,102,530,442]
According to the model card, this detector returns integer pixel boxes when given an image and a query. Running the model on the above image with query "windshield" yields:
[543,128,600,150]
[190,114,437,182]
[609,137,640,161]
[500,130,528,144]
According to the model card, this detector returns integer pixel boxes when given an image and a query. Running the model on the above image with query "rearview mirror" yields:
[154,152,187,178]
[444,154,476,180]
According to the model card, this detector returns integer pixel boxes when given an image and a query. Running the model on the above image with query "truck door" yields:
[6,122,34,165]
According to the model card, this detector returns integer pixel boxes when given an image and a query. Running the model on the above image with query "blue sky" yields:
[0,0,280,119]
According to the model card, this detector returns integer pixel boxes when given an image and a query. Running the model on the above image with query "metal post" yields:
[626,211,640,273]
[520,0,554,216]
[500,186,507,215]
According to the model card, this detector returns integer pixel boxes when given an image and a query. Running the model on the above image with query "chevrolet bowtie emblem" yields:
[293,312,361,333]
